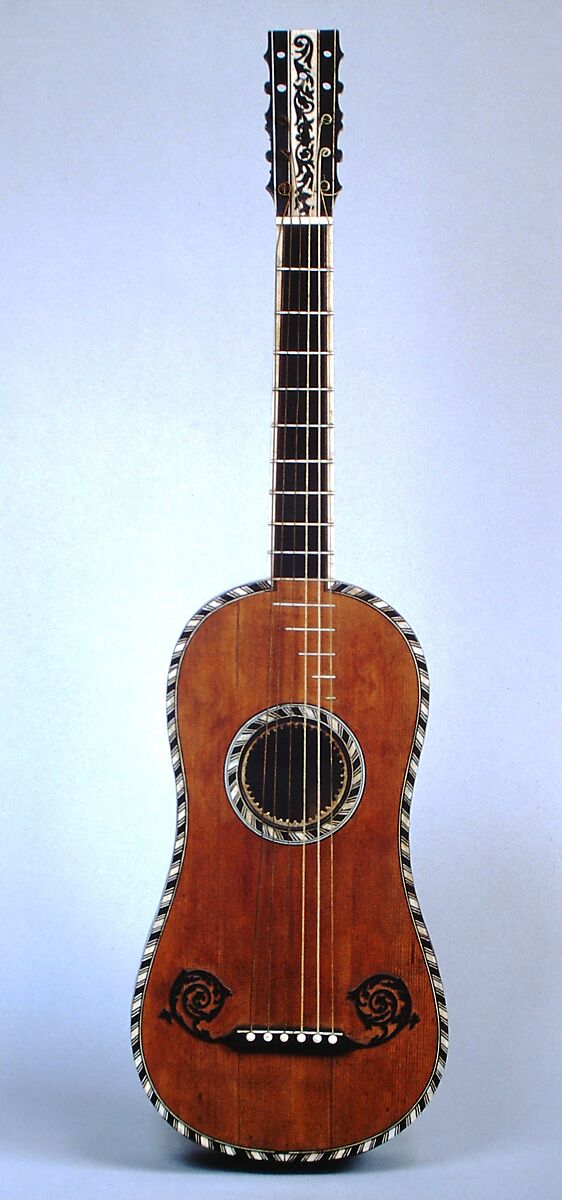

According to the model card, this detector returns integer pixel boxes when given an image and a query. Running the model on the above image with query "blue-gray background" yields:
[1,1,560,1197]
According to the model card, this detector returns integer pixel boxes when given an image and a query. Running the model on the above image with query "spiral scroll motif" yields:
[161,969,232,1039]
[348,974,417,1045]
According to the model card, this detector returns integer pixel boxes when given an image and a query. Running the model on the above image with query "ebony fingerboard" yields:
[271,222,333,580]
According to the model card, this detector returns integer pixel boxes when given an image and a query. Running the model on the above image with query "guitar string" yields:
[268,109,307,1034]
[267,191,296,1031]
[249,38,292,1031]
[327,32,337,1129]
[301,102,331,1034]
[268,177,300,1033]
[267,35,307,1034]
[264,61,307,1036]
[279,126,311,1034]
[327,43,337,1034]
[265,38,302,1036]
[268,115,303,1035]
[315,38,338,1038]
[248,70,279,1036]
[280,142,305,1034]
[301,175,312,1033]
[281,142,302,1033]
[276,62,309,1034]
[264,104,303,1033]
[314,114,333,1032]
[315,188,323,1032]
[292,146,306,1032]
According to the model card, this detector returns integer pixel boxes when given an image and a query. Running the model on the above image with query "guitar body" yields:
[131,580,447,1160]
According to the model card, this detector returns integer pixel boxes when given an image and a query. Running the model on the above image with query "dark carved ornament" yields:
[292,34,316,213]
[159,967,419,1052]
[159,969,232,1039]
[348,973,420,1044]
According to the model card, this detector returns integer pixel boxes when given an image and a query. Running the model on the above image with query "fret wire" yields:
[271,602,336,607]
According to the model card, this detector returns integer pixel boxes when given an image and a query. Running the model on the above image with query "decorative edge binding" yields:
[130,579,449,1163]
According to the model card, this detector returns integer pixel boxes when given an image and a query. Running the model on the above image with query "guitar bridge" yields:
[223,1028,350,1055]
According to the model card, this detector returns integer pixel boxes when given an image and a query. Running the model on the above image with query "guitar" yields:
[131,28,448,1162]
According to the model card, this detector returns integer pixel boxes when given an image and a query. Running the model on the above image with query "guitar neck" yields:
[271,220,334,582]
[266,27,342,586]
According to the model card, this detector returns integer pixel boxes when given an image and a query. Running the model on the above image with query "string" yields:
[315,192,322,1032]
[267,186,298,1032]
[328,30,338,1036]
[267,195,294,1031]
[270,160,301,1033]
[313,117,334,1032]
[295,141,308,1034]
[250,31,294,1031]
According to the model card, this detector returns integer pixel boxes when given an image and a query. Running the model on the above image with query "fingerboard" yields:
[271,221,334,580]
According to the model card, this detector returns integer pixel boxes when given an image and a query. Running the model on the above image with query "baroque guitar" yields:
[131,29,448,1162]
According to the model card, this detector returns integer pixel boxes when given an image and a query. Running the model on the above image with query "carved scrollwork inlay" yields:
[159,969,232,1040]
[292,34,316,214]
[348,974,419,1045]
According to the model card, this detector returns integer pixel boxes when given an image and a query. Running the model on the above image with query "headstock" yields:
[265,30,343,218]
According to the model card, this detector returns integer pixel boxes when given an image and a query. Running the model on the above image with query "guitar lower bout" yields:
[131,579,448,1162]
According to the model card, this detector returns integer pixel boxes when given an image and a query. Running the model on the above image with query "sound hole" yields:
[238,718,351,831]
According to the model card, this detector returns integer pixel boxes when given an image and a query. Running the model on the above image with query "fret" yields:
[277,356,331,389]
[275,391,332,425]
[276,310,333,316]
[274,464,330,491]
[279,224,328,267]
[285,627,336,632]
[274,496,332,524]
[279,271,329,311]
[274,427,331,459]
[277,266,333,272]
[271,521,333,526]
[276,313,331,353]
[271,552,333,580]
[273,525,329,552]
